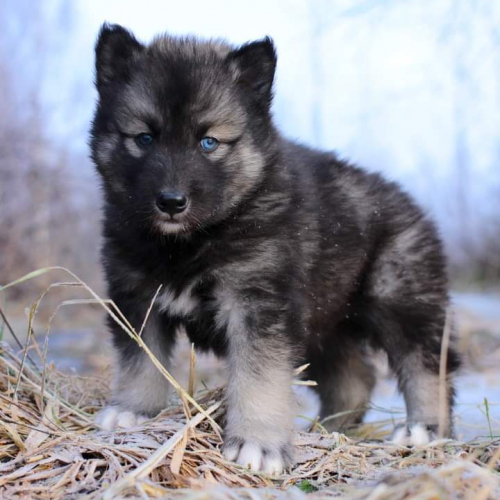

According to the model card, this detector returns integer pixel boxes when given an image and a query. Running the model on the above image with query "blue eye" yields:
[135,133,154,147]
[200,136,219,152]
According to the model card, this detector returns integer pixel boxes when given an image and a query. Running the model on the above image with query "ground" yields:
[0,271,499,499]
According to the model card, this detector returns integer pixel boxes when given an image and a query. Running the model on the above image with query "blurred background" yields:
[1,0,499,439]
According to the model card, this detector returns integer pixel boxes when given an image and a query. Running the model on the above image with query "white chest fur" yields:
[157,285,199,316]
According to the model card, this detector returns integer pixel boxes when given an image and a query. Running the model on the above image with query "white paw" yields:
[391,423,435,446]
[95,406,148,431]
[223,441,286,475]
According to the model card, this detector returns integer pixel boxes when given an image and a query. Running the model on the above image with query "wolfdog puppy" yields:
[90,24,459,473]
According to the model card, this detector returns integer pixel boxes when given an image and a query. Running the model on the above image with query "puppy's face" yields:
[90,25,277,235]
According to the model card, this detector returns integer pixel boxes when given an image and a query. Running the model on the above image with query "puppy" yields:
[90,24,459,474]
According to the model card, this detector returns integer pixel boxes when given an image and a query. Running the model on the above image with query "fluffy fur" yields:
[90,24,459,474]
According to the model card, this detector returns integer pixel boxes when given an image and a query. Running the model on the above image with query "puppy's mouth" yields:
[153,212,190,235]
[156,221,188,234]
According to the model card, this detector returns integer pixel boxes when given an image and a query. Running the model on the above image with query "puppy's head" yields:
[90,24,277,235]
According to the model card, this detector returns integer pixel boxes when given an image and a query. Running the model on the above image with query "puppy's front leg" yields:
[96,301,175,430]
[221,305,295,474]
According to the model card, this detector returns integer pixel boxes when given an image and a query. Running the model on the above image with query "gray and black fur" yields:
[90,24,459,473]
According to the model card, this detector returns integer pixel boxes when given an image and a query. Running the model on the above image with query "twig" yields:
[0,306,39,370]
[188,343,196,397]
[438,308,452,438]
[139,285,163,338]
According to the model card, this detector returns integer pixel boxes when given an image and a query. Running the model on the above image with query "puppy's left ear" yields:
[227,37,277,107]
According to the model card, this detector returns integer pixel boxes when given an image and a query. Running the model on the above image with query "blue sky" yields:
[34,0,500,253]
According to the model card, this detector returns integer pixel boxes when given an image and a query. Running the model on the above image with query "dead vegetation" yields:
[0,268,499,499]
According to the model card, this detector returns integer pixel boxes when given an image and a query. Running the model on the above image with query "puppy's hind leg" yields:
[367,218,460,445]
[390,347,456,446]
[307,341,376,432]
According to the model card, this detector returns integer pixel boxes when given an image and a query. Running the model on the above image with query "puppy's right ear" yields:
[95,23,144,90]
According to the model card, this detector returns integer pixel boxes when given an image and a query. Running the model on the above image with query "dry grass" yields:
[1,268,500,500]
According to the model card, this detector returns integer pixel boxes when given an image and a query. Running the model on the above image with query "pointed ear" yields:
[227,37,277,106]
[95,23,144,90]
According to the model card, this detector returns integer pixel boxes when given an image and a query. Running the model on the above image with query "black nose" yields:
[156,191,188,216]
